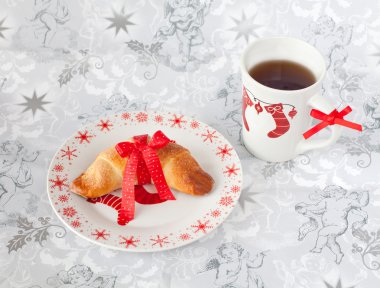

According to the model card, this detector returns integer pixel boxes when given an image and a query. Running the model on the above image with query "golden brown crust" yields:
[70,141,214,198]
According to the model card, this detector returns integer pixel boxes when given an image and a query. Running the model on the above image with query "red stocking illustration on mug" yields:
[242,86,297,138]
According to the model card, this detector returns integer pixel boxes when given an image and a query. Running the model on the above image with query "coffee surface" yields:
[248,60,316,90]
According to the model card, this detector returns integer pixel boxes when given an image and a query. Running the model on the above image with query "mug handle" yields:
[296,94,342,154]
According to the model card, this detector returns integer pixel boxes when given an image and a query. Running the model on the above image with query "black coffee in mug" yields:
[248,60,316,91]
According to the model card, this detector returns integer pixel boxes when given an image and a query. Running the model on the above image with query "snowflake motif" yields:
[121,112,130,120]
[136,112,148,122]
[169,114,186,128]
[71,220,81,228]
[224,164,240,177]
[97,119,113,131]
[154,115,163,123]
[120,236,139,248]
[58,195,69,203]
[150,235,169,247]
[63,206,77,218]
[219,196,233,206]
[211,209,221,218]
[49,176,68,191]
[201,130,218,143]
[92,229,110,240]
[231,185,240,193]
[60,146,77,160]
[179,233,191,241]
[190,120,200,129]
[75,130,93,144]
[216,144,233,160]
[191,220,212,234]
[53,164,64,172]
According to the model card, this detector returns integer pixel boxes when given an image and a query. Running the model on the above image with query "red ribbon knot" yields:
[115,130,176,225]
[303,106,362,140]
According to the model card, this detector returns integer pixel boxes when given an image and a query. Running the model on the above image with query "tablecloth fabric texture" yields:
[0,0,379,287]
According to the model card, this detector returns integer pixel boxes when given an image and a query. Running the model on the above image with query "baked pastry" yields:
[70,141,214,198]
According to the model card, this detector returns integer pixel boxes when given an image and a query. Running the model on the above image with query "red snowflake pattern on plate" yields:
[53,164,64,172]
[71,220,81,228]
[97,119,113,131]
[48,111,242,251]
[63,206,77,217]
[210,209,221,218]
[224,164,240,177]
[75,130,93,144]
[58,195,69,203]
[191,220,212,234]
[121,112,130,120]
[154,115,163,123]
[231,185,240,193]
[150,235,169,247]
[135,112,148,122]
[201,130,218,143]
[216,144,233,160]
[169,114,186,128]
[179,233,191,241]
[190,120,200,129]
[120,236,139,248]
[49,176,68,191]
[60,146,77,160]
[92,229,110,240]
[219,196,233,206]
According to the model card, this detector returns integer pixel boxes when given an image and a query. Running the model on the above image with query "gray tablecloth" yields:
[0,1,379,287]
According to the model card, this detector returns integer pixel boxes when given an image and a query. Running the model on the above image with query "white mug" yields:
[241,37,342,162]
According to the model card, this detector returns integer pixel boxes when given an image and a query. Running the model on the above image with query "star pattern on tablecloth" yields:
[324,279,355,288]
[229,12,262,42]
[18,90,51,117]
[0,18,10,39]
[239,189,260,210]
[105,7,135,36]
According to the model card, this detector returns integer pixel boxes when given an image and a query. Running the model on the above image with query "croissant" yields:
[70,141,214,198]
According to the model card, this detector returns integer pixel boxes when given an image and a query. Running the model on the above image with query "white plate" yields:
[47,111,242,252]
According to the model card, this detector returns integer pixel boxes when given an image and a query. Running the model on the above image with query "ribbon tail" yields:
[135,185,167,204]
[119,150,139,225]
[142,147,176,201]
[335,119,363,131]
[303,122,329,140]
[136,151,151,185]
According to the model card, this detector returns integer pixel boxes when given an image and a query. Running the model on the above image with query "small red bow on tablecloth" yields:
[303,106,362,140]
[115,130,176,225]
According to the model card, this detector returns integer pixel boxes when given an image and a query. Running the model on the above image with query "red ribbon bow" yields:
[115,130,176,225]
[303,106,362,140]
